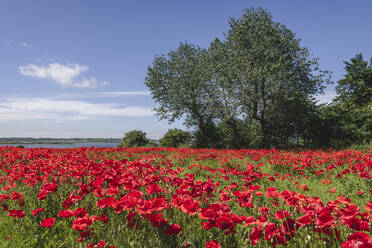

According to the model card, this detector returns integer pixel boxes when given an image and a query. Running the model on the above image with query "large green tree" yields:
[145,8,331,148]
[221,7,330,147]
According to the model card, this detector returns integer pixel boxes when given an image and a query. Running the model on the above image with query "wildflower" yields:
[206,240,222,248]
[40,217,55,228]
[32,208,45,216]
[164,224,182,235]
[7,210,25,218]
[58,209,74,218]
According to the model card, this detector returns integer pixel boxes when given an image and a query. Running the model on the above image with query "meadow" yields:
[0,146,370,247]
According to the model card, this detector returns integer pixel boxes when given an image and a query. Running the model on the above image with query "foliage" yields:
[118,130,149,148]
[145,139,160,148]
[347,142,372,151]
[145,43,216,148]
[217,7,330,147]
[215,119,252,149]
[145,7,331,148]
[193,119,222,148]
[159,129,192,148]
[321,54,372,147]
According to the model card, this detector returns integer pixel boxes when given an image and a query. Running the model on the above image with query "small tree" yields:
[119,130,149,148]
[160,129,192,147]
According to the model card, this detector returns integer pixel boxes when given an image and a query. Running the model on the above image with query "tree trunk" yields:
[226,118,241,148]
[198,117,207,148]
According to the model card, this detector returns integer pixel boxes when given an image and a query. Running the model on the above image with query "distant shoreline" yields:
[0,138,121,145]
[0,142,75,145]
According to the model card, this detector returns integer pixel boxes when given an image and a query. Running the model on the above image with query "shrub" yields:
[118,130,149,147]
[160,129,192,147]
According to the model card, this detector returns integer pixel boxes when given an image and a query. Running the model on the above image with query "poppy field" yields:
[0,147,371,248]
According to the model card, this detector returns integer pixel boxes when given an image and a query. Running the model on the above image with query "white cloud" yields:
[19,63,107,88]
[0,97,153,122]
[20,63,87,84]
[20,41,32,48]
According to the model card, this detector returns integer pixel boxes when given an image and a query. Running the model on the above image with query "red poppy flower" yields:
[206,240,222,248]
[343,217,370,232]
[58,209,74,218]
[40,217,55,228]
[259,207,271,217]
[38,183,58,200]
[164,224,182,235]
[242,216,256,226]
[98,241,106,247]
[215,215,235,230]
[255,191,263,196]
[62,192,82,209]
[7,210,25,218]
[315,208,334,228]
[219,192,231,202]
[146,184,163,195]
[93,214,109,224]
[250,226,261,245]
[10,191,24,201]
[180,198,200,215]
[72,217,93,231]
[281,218,297,236]
[264,223,279,241]
[364,202,372,213]
[341,232,372,248]
[97,197,116,209]
[126,211,137,229]
[74,207,88,218]
[266,187,278,198]
[32,208,45,216]
[1,204,8,211]
[0,194,9,203]
[297,214,314,227]
[274,210,290,220]
[146,212,167,227]
[300,184,309,191]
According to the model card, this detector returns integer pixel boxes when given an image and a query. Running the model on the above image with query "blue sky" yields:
[0,1,371,138]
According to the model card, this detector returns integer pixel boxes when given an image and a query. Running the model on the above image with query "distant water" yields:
[0,142,120,148]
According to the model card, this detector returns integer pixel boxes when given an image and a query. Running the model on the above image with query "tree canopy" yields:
[145,42,217,147]
[321,54,372,147]
[145,7,368,149]
[212,7,330,146]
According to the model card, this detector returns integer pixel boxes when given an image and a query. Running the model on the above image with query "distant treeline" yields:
[0,138,121,144]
